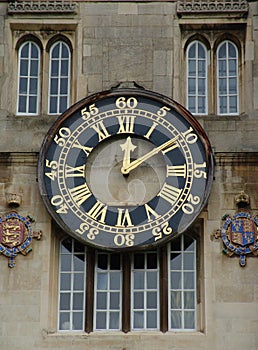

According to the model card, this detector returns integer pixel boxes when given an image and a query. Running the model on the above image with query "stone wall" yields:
[0,1,257,350]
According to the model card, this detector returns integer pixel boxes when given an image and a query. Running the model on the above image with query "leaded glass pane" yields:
[17,41,40,115]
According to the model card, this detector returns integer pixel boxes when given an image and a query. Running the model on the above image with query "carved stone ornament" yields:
[0,211,42,268]
[214,191,258,267]
[177,0,248,15]
[8,1,78,14]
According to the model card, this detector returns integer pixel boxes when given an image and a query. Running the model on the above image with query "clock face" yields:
[38,88,213,250]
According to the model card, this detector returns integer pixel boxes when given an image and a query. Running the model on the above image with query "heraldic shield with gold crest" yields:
[215,191,258,267]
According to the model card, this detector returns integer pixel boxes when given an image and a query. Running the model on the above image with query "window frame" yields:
[48,40,71,115]
[58,232,199,333]
[216,40,239,116]
[186,40,208,115]
[16,40,41,116]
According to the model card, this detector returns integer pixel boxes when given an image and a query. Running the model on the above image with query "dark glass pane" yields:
[97,292,107,309]
[219,96,227,114]
[73,273,84,290]
[21,43,29,58]
[98,254,108,270]
[60,273,71,290]
[96,312,106,329]
[73,293,84,310]
[51,60,59,77]
[147,311,157,328]
[171,236,181,252]
[147,271,157,289]
[74,254,85,271]
[20,60,28,76]
[170,271,181,289]
[147,253,157,269]
[59,312,70,330]
[219,78,227,94]
[229,96,237,113]
[30,60,39,77]
[59,96,68,113]
[184,236,194,251]
[74,240,85,253]
[19,78,27,94]
[29,78,38,94]
[61,238,72,253]
[97,273,108,290]
[134,253,144,269]
[184,253,194,270]
[188,60,196,75]
[50,78,58,94]
[110,292,120,309]
[61,43,69,58]
[109,312,119,329]
[60,78,68,94]
[61,60,69,76]
[49,96,57,113]
[198,97,205,113]
[229,77,237,94]
[228,42,237,58]
[188,96,195,112]
[229,59,237,75]
[28,96,37,113]
[52,44,60,58]
[59,293,70,310]
[72,312,83,330]
[134,311,144,329]
[184,291,195,309]
[18,96,26,113]
[184,311,195,329]
[134,271,144,289]
[170,253,182,270]
[188,78,196,94]
[198,43,205,58]
[31,43,39,58]
[219,60,227,77]
[171,310,182,329]
[198,60,205,76]
[134,291,144,309]
[110,271,120,290]
[188,44,196,58]
[110,254,120,270]
[61,254,72,271]
[218,43,226,58]
[184,272,194,289]
[171,291,181,309]
[147,291,157,308]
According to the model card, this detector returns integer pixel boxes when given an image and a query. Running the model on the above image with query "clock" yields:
[38,88,213,250]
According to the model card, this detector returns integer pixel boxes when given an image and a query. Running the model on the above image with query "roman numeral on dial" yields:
[65,164,85,178]
[117,115,135,133]
[116,208,134,227]
[91,121,110,141]
[167,164,186,177]
[69,183,92,206]
[87,200,107,224]
[158,183,182,205]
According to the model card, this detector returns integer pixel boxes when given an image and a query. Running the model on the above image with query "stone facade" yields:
[0,1,257,349]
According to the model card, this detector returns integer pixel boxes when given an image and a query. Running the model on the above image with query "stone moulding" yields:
[8,1,78,14]
[177,0,248,15]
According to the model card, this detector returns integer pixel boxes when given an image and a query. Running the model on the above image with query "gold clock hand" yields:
[120,136,137,169]
[121,136,178,175]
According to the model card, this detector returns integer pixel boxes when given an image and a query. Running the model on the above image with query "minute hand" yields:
[121,136,178,175]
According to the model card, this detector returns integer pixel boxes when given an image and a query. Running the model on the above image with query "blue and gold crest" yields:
[221,211,258,266]
[0,211,42,268]
[214,192,258,267]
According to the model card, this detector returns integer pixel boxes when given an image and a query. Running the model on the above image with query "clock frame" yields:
[38,88,214,250]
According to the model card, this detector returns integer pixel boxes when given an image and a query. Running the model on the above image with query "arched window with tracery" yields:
[186,40,208,115]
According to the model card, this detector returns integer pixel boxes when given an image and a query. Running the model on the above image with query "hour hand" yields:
[120,136,137,173]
